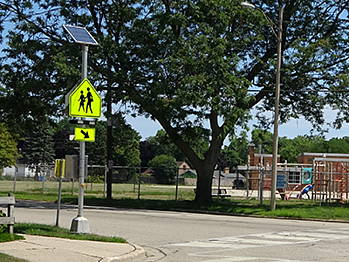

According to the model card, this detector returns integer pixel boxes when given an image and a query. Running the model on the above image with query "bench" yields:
[194,188,231,198]
[212,188,231,198]
[0,195,15,234]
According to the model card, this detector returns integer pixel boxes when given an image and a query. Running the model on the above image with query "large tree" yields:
[1,0,348,203]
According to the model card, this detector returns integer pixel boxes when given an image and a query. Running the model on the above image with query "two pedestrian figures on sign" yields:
[78,88,93,113]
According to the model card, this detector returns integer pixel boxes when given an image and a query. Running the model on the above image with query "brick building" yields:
[297,153,349,164]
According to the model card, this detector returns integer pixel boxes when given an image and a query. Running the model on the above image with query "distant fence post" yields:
[104,165,107,198]
[137,167,141,200]
[41,167,45,193]
[246,167,250,199]
[71,178,75,195]
[13,167,17,193]
[133,167,137,193]
[175,167,179,201]
[218,168,222,198]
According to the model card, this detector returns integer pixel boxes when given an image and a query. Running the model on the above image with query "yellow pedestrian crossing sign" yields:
[69,78,101,118]
[74,127,96,142]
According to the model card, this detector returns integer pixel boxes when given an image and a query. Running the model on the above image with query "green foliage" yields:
[149,154,177,184]
[86,175,103,184]
[146,130,185,160]
[222,131,249,167]
[86,117,141,166]
[0,252,28,262]
[0,233,24,243]
[20,120,55,173]
[53,119,77,159]
[0,210,6,233]
[279,135,349,162]
[182,171,197,178]
[52,117,141,167]
[251,129,273,154]
[0,123,19,168]
[1,0,349,203]
[112,115,141,167]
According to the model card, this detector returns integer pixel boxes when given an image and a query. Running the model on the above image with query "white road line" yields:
[210,237,297,245]
[290,231,349,240]
[307,229,349,235]
[172,241,247,248]
[251,232,319,242]
[168,227,349,250]
[202,256,313,262]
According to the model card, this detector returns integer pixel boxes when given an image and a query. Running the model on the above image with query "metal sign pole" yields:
[56,176,62,227]
[70,45,90,233]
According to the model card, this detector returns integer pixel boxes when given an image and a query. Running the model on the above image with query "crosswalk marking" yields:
[209,237,294,245]
[202,257,311,262]
[289,231,349,240]
[168,227,349,250]
[173,241,243,248]
[252,232,319,242]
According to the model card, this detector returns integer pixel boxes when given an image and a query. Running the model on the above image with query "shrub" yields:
[149,155,177,184]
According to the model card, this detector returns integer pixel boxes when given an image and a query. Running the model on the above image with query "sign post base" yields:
[70,216,90,234]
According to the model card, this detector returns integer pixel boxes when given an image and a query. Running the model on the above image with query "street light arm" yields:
[241,1,285,211]
[241,1,278,39]
[258,9,278,39]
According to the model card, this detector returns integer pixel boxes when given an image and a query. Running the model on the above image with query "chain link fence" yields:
[0,165,249,201]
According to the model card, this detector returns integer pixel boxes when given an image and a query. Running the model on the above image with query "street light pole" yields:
[241,1,284,210]
[270,4,284,211]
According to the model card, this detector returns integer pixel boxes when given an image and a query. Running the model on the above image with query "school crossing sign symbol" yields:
[69,78,101,118]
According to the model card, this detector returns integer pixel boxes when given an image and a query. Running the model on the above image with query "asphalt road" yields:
[13,201,349,262]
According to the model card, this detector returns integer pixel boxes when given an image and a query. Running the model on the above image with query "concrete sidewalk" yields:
[0,234,145,262]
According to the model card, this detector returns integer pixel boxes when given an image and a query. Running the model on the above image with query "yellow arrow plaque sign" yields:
[74,127,96,142]
[69,78,101,118]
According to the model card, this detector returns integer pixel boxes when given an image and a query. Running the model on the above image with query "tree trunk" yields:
[194,164,215,204]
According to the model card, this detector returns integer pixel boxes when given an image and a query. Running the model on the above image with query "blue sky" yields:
[126,107,349,141]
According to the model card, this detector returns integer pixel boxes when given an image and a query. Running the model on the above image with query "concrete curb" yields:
[100,244,146,262]
[16,199,349,224]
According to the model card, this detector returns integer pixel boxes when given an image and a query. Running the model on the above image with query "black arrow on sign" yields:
[80,130,89,139]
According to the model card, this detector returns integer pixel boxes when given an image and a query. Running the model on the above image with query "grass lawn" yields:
[0,233,24,242]
[0,253,28,262]
[61,195,349,221]
[0,181,195,201]
[0,224,125,262]
[2,180,349,221]
[14,223,127,243]
[0,233,27,262]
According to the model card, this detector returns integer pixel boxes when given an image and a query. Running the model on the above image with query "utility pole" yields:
[270,4,284,211]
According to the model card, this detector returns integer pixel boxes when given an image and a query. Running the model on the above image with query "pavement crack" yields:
[142,245,167,261]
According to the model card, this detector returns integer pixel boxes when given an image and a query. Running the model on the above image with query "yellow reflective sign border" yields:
[74,127,95,142]
[69,78,102,118]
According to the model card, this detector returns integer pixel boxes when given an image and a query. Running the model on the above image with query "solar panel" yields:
[63,25,98,45]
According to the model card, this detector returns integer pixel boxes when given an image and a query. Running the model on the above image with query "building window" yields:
[288,171,301,184]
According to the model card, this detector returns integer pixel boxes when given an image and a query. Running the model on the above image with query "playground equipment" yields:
[312,158,349,203]
[239,158,349,203]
